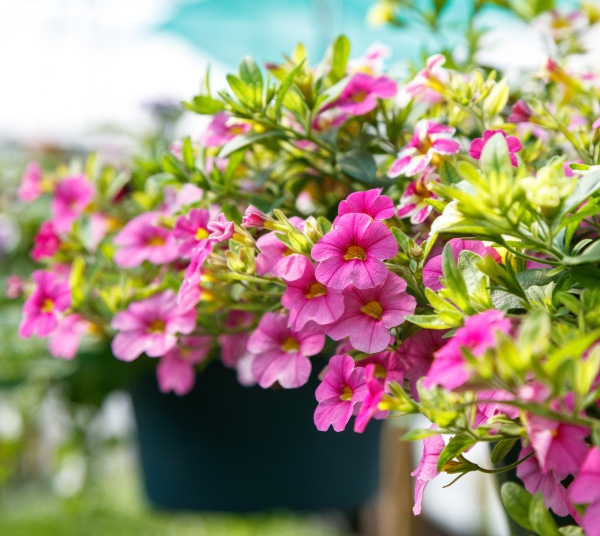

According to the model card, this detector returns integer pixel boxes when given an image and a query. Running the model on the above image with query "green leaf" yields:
[405,314,455,329]
[162,153,187,179]
[275,61,305,117]
[516,269,557,290]
[69,256,86,308]
[219,130,284,158]
[571,266,600,289]
[181,137,195,170]
[239,56,263,87]
[529,493,561,536]
[563,240,600,265]
[183,95,225,115]
[223,148,247,190]
[500,482,534,532]
[338,149,376,184]
[442,243,469,298]
[440,160,461,185]
[391,227,410,251]
[490,438,518,464]
[329,35,350,83]
[226,74,250,103]
[401,428,443,441]
[314,76,348,114]
[558,168,600,220]
[458,251,485,294]
[436,435,477,472]
[559,527,585,536]
[481,132,512,179]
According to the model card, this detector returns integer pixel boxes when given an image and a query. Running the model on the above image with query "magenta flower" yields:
[422,310,511,390]
[207,213,234,242]
[113,212,179,268]
[469,130,522,167]
[48,314,90,360]
[354,364,387,433]
[31,221,60,261]
[111,290,197,362]
[397,168,440,224]
[156,336,212,396]
[405,54,448,104]
[218,310,254,368]
[247,311,325,389]
[51,175,95,233]
[473,390,519,428]
[163,183,203,214]
[241,205,270,229]
[281,263,345,331]
[314,354,368,432]
[335,188,395,224]
[311,213,398,290]
[174,208,214,258]
[6,275,25,299]
[326,272,416,353]
[411,434,445,515]
[19,270,71,338]
[204,112,251,147]
[334,73,397,115]
[507,99,533,123]
[570,447,600,535]
[389,120,461,178]
[358,349,405,385]
[18,162,43,202]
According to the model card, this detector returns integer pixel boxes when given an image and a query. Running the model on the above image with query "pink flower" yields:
[31,221,60,261]
[19,270,71,338]
[113,212,180,268]
[507,99,533,123]
[397,168,440,224]
[412,434,445,515]
[48,314,90,360]
[389,120,461,178]
[473,390,519,428]
[326,272,416,353]
[247,312,325,389]
[174,208,214,258]
[469,130,522,167]
[593,117,600,130]
[422,310,511,390]
[570,447,600,535]
[405,54,448,103]
[203,112,251,147]
[241,205,270,229]
[218,310,254,368]
[354,364,387,433]
[6,275,24,299]
[314,354,368,432]
[399,329,447,398]
[311,212,398,290]
[156,336,212,396]
[334,73,397,115]
[358,349,405,385]
[17,162,43,202]
[111,290,197,362]
[334,188,395,224]
[51,175,95,233]
[207,213,234,242]
[163,183,203,214]
[281,263,345,331]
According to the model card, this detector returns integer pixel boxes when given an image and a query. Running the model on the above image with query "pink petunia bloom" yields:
[156,336,212,396]
[241,205,270,229]
[348,42,391,75]
[399,329,447,398]
[358,348,405,385]
[469,130,522,167]
[31,221,60,261]
[51,175,95,233]
[247,312,325,389]
[422,310,511,390]
[19,270,71,338]
[281,263,345,331]
[326,272,416,354]
[174,208,214,258]
[255,218,311,282]
[207,213,235,242]
[163,183,204,214]
[48,314,91,360]
[570,447,600,536]
[203,112,251,147]
[354,363,387,433]
[314,354,368,432]
[218,310,254,369]
[389,120,461,178]
[334,188,395,224]
[397,168,440,224]
[113,212,180,268]
[516,445,574,518]
[422,238,499,292]
[111,290,197,362]
[18,162,43,202]
[311,212,398,290]
[405,54,448,104]
[473,389,519,428]
[334,73,397,115]
[6,275,25,299]
[507,99,533,123]
[412,434,446,515]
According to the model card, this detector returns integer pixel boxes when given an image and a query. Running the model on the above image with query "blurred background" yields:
[1,1,597,535]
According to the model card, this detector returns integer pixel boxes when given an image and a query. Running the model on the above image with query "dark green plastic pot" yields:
[131,360,381,512]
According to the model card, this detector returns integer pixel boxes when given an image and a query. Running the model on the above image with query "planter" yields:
[130,360,381,512]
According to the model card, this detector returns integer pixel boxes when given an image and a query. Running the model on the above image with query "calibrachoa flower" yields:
[18,161,43,202]
[388,120,461,177]
[412,434,445,515]
[19,270,71,338]
[397,168,440,224]
[334,73,397,115]
[113,212,179,268]
[241,205,270,228]
[247,311,325,389]
[203,112,251,147]
[422,310,511,390]
[570,447,600,536]
[405,54,448,103]
[311,212,398,290]
[354,364,387,433]
[335,188,395,223]
[314,354,368,432]
[31,221,60,261]
[48,314,91,360]
[507,99,533,123]
[469,130,522,167]
[207,213,235,242]
[326,272,416,353]
[6,275,24,299]
[111,290,197,362]
[157,336,212,396]
[218,310,254,368]
[281,263,345,331]
[174,208,214,258]
[51,175,95,233]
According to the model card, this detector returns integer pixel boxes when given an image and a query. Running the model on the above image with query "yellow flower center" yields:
[360,300,383,320]
[41,299,54,313]
[147,319,166,334]
[344,245,367,261]
[281,337,300,352]
[195,227,209,241]
[229,125,246,135]
[374,364,387,379]
[147,235,165,247]
[352,91,368,103]
[306,282,327,300]
[340,386,353,401]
